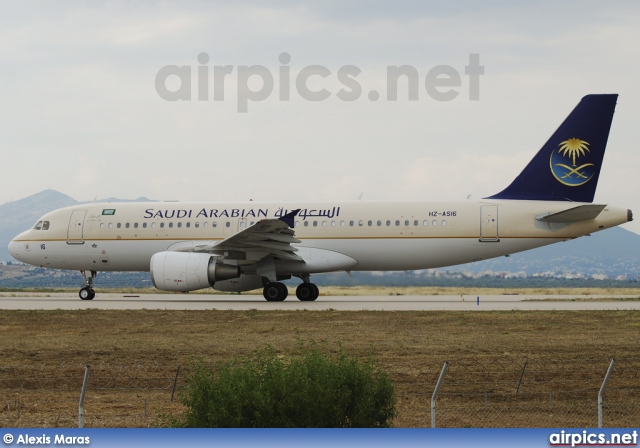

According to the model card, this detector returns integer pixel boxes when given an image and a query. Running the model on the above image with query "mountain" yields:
[439,225,640,278]
[1,190,639,280]
[0,190,152,262]
[0,190,78,262]
[310,226,640,286]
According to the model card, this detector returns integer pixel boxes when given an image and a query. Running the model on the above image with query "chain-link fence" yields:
[398,357,640,427]
[1,357,638,427]
[0,362,180,427]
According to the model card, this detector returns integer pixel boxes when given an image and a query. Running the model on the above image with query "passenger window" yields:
[423,220,428,226]
[225,222,230,228]
[42,221,50,230]
[386,220,391,226]
[184,222,189,228]
[195,222,200,228]
[313,221,318,227]
[168,222,173,228]
[100,223,105,229]
[143,223,148,228]
[395,220,400,226]
[322,221,327,227]
[377,220,382,226]
[331,221,336,227]
[304,221,309,227]
[239,222,245,229]
[125,223,130,228]
[404,220,409,226]
[442,220,447,226]
[108,223,113,229]
[213,222,218,228]
[295,221,300,227]
[349,221,354,226]
[340,221,345,226]
[414,220,418,226]
[160,222,165,228]
[432,220,437,226]
[151,222,156,229]
[358,220,363,226]
[134,223,139,228]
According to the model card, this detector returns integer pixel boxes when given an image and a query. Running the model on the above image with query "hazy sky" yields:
[2,1,640,232]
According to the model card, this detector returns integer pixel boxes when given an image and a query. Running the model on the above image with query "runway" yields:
[1,292,639,311]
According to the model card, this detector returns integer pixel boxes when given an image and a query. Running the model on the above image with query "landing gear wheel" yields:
[296,282,320,301]
[79,270,98,301]
[79,287,95,301]
[263,282,288,301]
[310,283,319,300]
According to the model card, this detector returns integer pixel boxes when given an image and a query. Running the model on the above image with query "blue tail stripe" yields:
[487,94,617,203]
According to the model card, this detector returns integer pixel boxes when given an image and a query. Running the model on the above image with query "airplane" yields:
[8,94,632,301]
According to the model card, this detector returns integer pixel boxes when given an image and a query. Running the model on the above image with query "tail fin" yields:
[487,94,617,202]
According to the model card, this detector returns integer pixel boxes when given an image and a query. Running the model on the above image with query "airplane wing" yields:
[536,204,606,223]
[177,209,302,262]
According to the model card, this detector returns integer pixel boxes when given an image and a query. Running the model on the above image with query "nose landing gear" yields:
[79,270,97,300]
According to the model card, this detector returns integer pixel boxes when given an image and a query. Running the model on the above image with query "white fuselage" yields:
[8,199,631,273]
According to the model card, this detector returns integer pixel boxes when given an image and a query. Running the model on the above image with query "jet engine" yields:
[150,251,240,292]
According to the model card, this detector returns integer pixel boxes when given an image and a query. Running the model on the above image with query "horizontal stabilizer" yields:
[536,204,606,223]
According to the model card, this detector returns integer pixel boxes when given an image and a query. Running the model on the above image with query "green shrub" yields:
[166,342,396,428]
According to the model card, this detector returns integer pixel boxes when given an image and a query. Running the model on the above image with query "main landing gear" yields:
[295,282,319,301]
[79,270,97,300]
[262,280,320,302]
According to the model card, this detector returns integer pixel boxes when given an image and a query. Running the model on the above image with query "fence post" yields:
[516,360,528,396]
[171,365,181,403]
[431,361,449,428]
[79,365,90,428]
[598,358,615,428]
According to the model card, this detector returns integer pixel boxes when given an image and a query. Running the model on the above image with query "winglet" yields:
[279,209,300,228]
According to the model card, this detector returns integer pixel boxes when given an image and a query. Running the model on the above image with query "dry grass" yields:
[0,308,638,427]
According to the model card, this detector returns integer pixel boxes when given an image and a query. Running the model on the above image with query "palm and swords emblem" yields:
[550,138,596,186]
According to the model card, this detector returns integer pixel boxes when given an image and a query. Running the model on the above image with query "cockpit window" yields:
[32,220,51,230]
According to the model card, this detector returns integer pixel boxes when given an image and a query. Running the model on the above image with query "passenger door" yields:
[67,210,87,244]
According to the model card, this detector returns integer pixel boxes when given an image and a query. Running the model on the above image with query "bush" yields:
[166,342,396,427]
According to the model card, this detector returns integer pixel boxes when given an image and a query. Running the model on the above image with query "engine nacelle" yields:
[150,251,240,292]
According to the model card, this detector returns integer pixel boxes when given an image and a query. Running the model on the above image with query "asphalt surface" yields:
[1,292,639,311]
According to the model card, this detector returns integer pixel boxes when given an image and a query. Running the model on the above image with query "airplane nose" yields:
[8,239,25,262]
